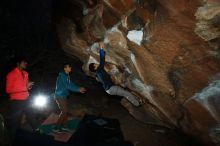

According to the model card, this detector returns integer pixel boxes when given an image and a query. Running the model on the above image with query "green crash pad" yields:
[38,119,80,134]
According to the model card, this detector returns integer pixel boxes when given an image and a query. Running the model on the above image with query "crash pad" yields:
[37,113,80,142]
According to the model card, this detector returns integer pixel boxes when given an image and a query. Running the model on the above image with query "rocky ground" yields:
[67,89,203,146]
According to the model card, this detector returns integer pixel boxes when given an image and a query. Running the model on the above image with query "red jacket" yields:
[6,67,29,100]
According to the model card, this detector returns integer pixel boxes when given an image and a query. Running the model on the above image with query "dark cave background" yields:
[0,0,89,101]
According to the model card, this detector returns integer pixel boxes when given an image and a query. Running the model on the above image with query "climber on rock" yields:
[89,42,143,108]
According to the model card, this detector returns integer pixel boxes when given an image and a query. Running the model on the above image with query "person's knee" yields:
[121,98,130,107]
[58,101,68,112]
[133,100,140,107]
[63,106,68,113]
[61,108,68,115]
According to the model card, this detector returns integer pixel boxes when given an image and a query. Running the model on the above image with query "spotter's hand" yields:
[28,82,34,90]
[79,87,86,93]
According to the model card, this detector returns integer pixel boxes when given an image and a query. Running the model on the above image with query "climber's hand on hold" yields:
[99,42,104,49]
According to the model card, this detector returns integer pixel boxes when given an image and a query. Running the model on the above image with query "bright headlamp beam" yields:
[34,95,47,108]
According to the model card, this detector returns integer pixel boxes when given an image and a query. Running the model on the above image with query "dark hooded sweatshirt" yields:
[95,48,113,91]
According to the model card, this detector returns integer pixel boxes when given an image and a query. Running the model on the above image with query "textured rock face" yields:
[56,0,220,145]
[195,3,220,41]
[195,0,220,61]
